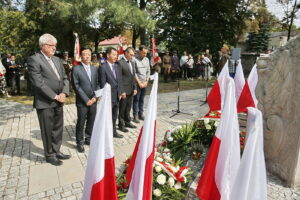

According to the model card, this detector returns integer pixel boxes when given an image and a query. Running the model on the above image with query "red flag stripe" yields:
[237,82,255,113]
[125,127,144,185]
[196,136,221,200]
[142,121,156,199]
[207,80,221,113]
[90,157,118,200]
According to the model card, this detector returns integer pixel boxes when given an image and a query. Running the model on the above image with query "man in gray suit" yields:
[99,47,126,138]
[27,33,70,166]
[72,47,99,153]
[118,47,137,132]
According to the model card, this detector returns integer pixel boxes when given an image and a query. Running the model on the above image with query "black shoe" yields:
[46,157,63,166]
[133,115,140,123]
[125,122,137,128]
[119,126,129,133]
[56,152,71,160]
[77,145,85,153]
[84,140,90,145]
[113,132,124,138]
[138,115,144,121]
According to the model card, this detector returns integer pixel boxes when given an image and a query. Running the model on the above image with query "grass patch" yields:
[2,77,215,105]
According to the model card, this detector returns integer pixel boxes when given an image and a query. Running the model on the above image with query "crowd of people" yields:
[24,33,152,166]
[0,33,231,166]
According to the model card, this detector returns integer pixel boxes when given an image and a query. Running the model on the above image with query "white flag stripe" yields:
[247,64,258,106]
[234,60,245,101]
[229,107,267,200]
[126,73,159,200]
[218,61,230,110]
[215,77,241,200]
[82,84,114,200]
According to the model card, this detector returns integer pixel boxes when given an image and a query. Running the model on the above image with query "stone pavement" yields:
[0,88,299,200]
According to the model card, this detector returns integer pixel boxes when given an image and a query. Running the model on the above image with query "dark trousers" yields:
[36,106,64,158]
[75,103,97,145]
[133,86,147,117]
[119,93,133,127]
[112,101,119,134]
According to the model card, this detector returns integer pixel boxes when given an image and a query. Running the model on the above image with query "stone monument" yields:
[256,34,300,188]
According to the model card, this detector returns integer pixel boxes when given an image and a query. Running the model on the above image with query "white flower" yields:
[163,148,170,153]
[166,131,172,138]
[153,189,162,197]
[167,136,174,142]
[170,166,178,173]
[156,157,163,162]
[155,166,162,173]
[156,174,166,185]
[175,182,182,189]
[155,152,161,157]
[205,124,212,130]
[214,121,219,127]
[204,118,210,124]
[165,155,172,162]
[168,177,175,187]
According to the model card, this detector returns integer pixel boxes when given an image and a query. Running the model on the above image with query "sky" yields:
[265,0,300,27]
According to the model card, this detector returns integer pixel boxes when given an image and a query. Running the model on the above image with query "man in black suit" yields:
[98,47,126,138]
[118,47,137,132]
[27,33,70,166]
[72,47,99,152]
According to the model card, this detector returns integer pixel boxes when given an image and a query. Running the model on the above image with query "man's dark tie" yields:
[112,64,117,79]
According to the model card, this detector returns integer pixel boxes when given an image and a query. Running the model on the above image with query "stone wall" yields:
[256,34,300,187]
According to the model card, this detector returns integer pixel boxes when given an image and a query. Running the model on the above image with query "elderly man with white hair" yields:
[27,33,70,166]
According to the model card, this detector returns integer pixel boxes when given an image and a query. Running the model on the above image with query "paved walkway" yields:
[0,88,299,200]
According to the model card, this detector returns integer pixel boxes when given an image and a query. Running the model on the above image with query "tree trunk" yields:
[94,40,99,53]
[288,0,298,41]
[139,27,147,45]
[132,26,139,49]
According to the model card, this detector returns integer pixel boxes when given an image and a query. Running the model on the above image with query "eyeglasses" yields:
[45,44,57,47]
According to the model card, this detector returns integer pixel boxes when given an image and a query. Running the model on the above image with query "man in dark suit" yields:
[72,47,99,153]
[118,47,137,132]
[27,33,70,166]
[98,47,126,138]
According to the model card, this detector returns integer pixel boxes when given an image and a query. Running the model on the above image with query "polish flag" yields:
[82,84,118,200]
[152,38,160,63]
[206,61,230,112]
[229,107,267,200]
[125,73,159,200]
[196,77,241,200]
[237,64,258,113]
[118,38,124,55]
[233,60,245,101]
[73,33,81,66]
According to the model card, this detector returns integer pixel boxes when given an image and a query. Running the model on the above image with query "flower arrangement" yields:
[116,150,192,200]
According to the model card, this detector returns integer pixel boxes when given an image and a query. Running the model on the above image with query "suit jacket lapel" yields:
[52,58,62,79]
[39,53,59,80]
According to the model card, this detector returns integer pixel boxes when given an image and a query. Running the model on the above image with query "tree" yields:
[246,23,270,53]
[0,8,37,56]
[154,0,251,57]
[277,0,299,40]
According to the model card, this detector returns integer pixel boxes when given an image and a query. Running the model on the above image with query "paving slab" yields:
[28,163,59,195]
[57,156,84,187]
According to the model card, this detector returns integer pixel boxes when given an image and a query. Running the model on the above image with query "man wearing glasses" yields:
[27,33,70,166]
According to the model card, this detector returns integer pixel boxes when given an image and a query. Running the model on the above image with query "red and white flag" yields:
[125,73,159,200]
[118,38,124,55]
[73,33,81,66]
[230,107,267,200]
[234,60,245,101]
[237,64,258,113]
[151,38,160,63]
[82,84,118,200]
[206,61,230,112]
[196,77,240,200]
